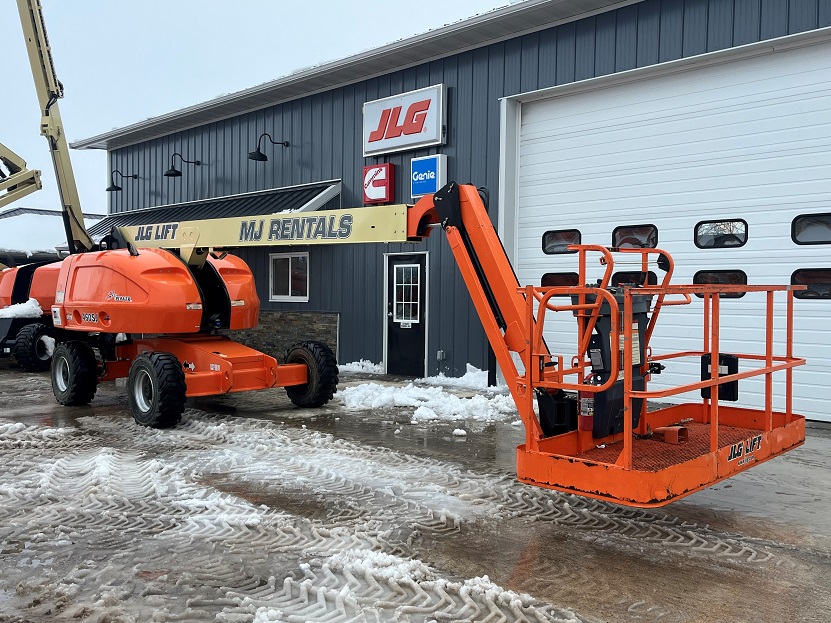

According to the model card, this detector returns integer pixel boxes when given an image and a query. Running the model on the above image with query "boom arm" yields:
[0,143,42,209]
[16,0,92,254]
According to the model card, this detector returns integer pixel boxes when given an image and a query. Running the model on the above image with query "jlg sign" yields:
[363,84,446,156]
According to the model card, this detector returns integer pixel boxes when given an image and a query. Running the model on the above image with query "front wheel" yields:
[14,323,54,372]
[127,352,186,428]
[285,340,338,408]
[51,341,98,406]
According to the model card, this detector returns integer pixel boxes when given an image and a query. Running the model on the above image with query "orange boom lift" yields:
[407,182,805,507]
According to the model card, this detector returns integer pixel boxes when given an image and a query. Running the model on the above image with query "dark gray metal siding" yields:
[108,0,829,374]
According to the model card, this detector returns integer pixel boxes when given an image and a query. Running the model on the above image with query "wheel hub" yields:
[133,369,155,413]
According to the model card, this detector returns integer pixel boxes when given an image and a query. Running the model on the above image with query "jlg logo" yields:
[367,99,431,142]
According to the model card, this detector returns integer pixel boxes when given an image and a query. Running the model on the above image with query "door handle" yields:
[387,312,393,317]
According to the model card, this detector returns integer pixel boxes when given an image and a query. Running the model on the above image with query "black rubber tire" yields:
[51,341,98,406]
[127,352,186,428]
[285,340,338,408]
[14,323,54,372]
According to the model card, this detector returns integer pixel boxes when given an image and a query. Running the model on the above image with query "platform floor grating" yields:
[574,423,761,471]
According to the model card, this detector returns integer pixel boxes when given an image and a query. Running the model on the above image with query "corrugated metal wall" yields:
[108,0,830,374]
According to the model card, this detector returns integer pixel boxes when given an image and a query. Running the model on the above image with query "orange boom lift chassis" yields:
[408,182,806,507]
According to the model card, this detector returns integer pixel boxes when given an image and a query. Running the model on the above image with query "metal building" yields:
[74,0,831,419]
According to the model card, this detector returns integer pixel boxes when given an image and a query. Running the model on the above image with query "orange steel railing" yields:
[521,244,805,466]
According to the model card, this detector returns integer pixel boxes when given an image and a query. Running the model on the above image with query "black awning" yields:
[89,180,340,238]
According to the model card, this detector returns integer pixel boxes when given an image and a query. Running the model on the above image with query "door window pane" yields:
[394,264,420,322]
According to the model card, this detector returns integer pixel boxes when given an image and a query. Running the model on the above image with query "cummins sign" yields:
[362,84,446,156]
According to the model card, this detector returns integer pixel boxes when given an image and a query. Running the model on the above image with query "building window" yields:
[541,272,580,287]
[695,219,748,248]
[612,271,658,286]
[612,224,658,249]
[791,269,831,299]
[394,264,420,322]
[693,270,747,298]
[269,252,309,302]
[792,214,831,245]
[542,229,581,254]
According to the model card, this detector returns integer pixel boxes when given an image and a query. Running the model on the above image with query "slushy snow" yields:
[0,298,42,319]
[337,382,516,423]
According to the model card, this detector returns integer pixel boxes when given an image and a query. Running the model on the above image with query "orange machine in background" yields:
[407,182,805,507]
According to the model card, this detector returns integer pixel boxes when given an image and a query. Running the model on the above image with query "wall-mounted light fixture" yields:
[106,169,138,192]
[164,152,201,178]
[248,133,290,162]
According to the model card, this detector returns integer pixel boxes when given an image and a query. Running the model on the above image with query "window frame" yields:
[791,213,831,246]
[694,218,748,249]
[692,269,748,299]
[791,268,831,300]
[612,224,658,249]
[542,229,581,255]
[392,263,422,323]
[268,251,310,303]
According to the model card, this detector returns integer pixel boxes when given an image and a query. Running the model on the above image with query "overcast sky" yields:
[3,0,511,216]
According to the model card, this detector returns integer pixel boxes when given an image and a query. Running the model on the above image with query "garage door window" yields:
[791,269,831,299]
[542,229,581,254]
[612,271,658,286]
[693,270,747,298]
[541,272,580,287]
[695,219,748,248]
[612,225,658,249]
[792,214,831,245]
[270,252,309,302]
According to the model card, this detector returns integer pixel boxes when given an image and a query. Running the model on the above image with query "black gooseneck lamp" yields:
[164,152,201,177]
[248,133,290,162]
[106,169,138,192]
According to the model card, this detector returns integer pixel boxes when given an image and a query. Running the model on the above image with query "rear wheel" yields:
[285,340,338,408]
[127,352,186,428]
[14,323,54,372]
[51,341,98,406]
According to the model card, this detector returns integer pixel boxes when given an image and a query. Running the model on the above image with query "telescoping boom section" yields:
[407,182,806,507]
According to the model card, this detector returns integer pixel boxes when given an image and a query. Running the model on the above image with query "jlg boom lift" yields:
[3,0,341,426]
[5,1,805,506]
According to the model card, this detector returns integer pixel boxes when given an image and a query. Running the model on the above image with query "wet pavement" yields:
[0,358,829,622]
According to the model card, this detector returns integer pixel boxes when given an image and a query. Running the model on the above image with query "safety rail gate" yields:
[514,245,806,507]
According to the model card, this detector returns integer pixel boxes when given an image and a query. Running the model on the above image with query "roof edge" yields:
[72,0,626,151]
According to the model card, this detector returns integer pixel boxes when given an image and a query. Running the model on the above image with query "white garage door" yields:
[512,35,831,421]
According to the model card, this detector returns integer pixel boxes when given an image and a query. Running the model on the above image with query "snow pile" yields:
[337,382,516,423]
[339,359,384,373]
[418,363,508,392]
[0,297,42,319]
[322,549,435,582]
[452,428,467,436]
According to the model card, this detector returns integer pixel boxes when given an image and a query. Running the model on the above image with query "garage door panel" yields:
[513,38,831,421]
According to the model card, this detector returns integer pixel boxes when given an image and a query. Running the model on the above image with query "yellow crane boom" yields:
[16,0,92,254]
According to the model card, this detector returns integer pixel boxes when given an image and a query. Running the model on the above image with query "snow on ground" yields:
[0,297,43,318]
[418,363,508,393]
[337,382,516,423]
[339,359,384,373]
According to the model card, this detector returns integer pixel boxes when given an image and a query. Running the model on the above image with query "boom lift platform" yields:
[406,182,806,507]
